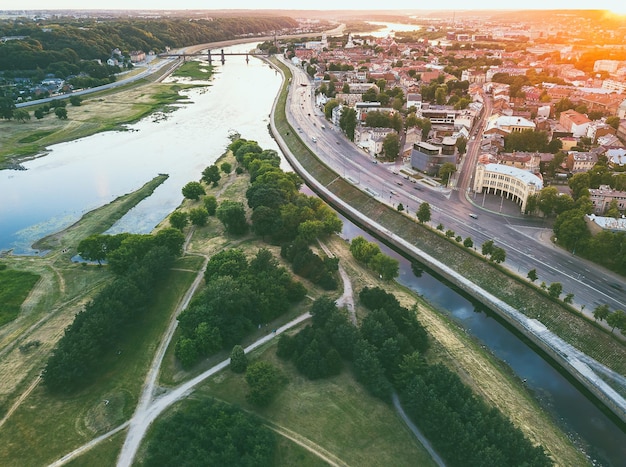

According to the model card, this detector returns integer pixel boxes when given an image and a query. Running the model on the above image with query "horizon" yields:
[1,1,625,14]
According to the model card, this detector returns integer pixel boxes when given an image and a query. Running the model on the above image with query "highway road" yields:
[283,58,626,321]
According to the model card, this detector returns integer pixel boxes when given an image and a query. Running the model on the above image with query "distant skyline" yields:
[2,0,626,14]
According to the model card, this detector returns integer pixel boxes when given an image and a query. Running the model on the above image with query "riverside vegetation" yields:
[0,78,587,466]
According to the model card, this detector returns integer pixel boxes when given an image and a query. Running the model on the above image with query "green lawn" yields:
[0,266,40,326]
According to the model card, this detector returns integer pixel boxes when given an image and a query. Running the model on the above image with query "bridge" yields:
[158,49,270,64]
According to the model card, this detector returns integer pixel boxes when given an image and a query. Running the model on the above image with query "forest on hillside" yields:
[0,16,298,73]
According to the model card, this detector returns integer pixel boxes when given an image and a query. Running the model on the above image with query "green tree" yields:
[201,164,221,187]
[216,200,248,235]
[548,282,562,299]
[456,136,467,155]
[169,211,188,230]
[606,116,620,130]
[55,107,68,119]
[189,207,209,226]
[245,361,286,407]
[368,253,399,281]
[482,240,494,256]
[34,108,45,119]
[606,310,626,333]
[593,304,610,322]
[439,162,456,186]
[563,293,574,304]
[324,99,339,119]
[230,345,248,373]
[13,109,30,122]
[339,107,357,141]
[463,237,473,248]
[181,181,205,200]
[204,195,217,215]
[382,132,399,160]
[416,202,431,223]
[69,95,82,106]
[490,247,506,264]
[0,96,16,119]
[527,269,538,282]
[220,161,232,174]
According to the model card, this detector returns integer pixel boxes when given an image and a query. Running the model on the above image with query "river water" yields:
[1,43,625,465]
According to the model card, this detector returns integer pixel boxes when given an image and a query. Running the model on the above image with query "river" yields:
[1,43,625,465]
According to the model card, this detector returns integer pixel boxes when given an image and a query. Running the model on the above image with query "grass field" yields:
[0,267,40,327]
[171,60,214,81]
[0,80,191,168]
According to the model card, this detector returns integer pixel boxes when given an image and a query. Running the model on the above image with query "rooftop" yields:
[482,163,543,188]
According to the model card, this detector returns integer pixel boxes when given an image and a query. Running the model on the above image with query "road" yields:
[283,57,626,322]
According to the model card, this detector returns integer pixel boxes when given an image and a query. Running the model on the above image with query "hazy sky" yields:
[2,0,625,13]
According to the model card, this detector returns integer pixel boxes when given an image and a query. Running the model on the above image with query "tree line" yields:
[278,288,552,466]
[43,228,185,392]
[143,398,275,466]
[0,16,297,73]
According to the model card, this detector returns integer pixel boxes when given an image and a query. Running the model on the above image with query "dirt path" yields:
[269,422,349,467]
[0,375,40,430]
[318,241,356,325]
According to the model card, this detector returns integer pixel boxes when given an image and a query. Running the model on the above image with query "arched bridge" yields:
[158,49,271,64]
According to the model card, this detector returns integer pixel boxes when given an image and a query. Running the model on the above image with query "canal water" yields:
[1,44,625,465]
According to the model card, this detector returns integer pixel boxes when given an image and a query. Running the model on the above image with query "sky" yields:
[2,0,626,13]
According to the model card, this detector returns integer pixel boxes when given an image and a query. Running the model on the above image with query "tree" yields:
[55,107,68,119]
[382,133,399,160]
[13,109,30,122]
[216,200,248,235]
[564,293,574,304]
[548,282,562,299]
[593,304,610,322]
[169,211,188,230]
[368,253,399,281]
[34,108,45,119]
[481,240,494,256]
[490,247,506,264]
[0,96,16,119]
[204,195,217,215]
[69,95,82,106]
[220,161,232,174]
[201,165,221,187]
[181,181,205,200]
[463,237,473,248]
[189,207,209,226]
[245,361,286,407]
[439,162,456,186]
[339,107,357,141]
[416,202,431,223]
[396,203,404,212]
[606,116,620,130]
[606,310,626,333]
[456,136,467,155]
[527,269,538,282]
[230,345,248,373]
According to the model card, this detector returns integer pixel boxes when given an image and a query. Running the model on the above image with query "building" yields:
[354,127,396,155]
[606,148,626,167]
[567,152,597,173]
[473,163,543,212]
[129,50,145,63]
[559,109,591,138]
[410,141,456,176]
[588,185,626,214]
[484,114,536,134]
[585,214,626,235]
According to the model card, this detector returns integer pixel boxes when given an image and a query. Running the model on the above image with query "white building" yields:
[473,163,543,212]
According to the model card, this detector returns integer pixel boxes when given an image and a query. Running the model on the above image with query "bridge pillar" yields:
[220,49,225,64]
[245,53,249,63]
[207,50,212,65]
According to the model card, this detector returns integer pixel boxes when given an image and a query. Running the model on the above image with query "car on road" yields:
[311,136,317,143]
[469,213,478,219]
